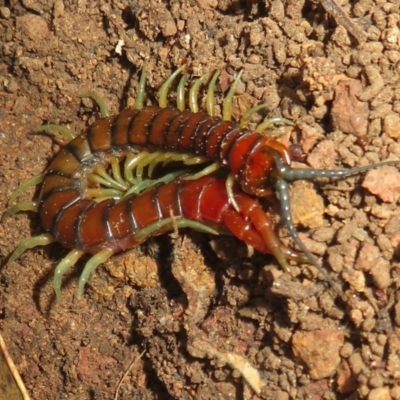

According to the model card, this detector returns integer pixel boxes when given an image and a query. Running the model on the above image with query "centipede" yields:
[4,66,399,298]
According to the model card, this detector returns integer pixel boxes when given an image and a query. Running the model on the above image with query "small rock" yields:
[292,328,344,379]
[290,180,324,229]
[17,15,49,42]
[331,79,368,136]
[362,166,400,203]
[368,387,391,400]
[0,7,10,19]
[383,113,400,139]
[336,360,357,394]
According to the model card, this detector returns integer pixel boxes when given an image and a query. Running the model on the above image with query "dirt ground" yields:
[1,0,400,399]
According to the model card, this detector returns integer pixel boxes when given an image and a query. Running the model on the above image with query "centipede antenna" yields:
[8,173,44,204]
[239,103,268,128]
[78,248,114,298]
[189,72,211,113]
[206,71,221,117]
[79,91,111,118]
[158,66,186,108]
[274,178,344,297]
[53,249,85,301]
[223,70,243,121]
[281,159,400,182]
[176,74,189,111]
[7,234,55,265]
[36,124,75,141]
[136,65,147,110]
[3,201,38,220]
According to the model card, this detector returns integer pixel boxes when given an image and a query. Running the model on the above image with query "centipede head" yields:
[239,137,292,198]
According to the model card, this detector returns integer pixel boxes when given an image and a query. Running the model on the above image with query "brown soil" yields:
[1,1,400,399]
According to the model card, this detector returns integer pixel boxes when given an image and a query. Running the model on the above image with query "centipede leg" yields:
[7,173,44,204]
[255,117,295,134]
[183,162,221,181]
[86,188,124,202]
[205,71,221,117]
[189,72,211,113]
[176,74,189,111]
[36,124,75,141]
[123,169,189,198]
[158,66,186,108]
[3,201,38,220]
[88,153,190,200]
[6,233,55,265]
[79,92,110,118]
[133,217,219,243]
[124,151,169,184]
[239,104,269,128]
[222,70,243,121]
[135,64,147,110]
[53,249,85,301]
[124,151,210,186]
[78,248,115,298]
[238,97,294,139]
[109,157,127,188]
[87,164,128,191]
[225,173,240,212]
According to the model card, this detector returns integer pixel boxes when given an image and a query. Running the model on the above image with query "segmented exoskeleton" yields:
[4,66,399,297]
[2,67,301,298]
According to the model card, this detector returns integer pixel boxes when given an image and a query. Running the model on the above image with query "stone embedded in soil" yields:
[292,328,344,379]
[383,113,400,139]
[16,15,49,48]
[297,379,330,399]
[342,269,366,292]
[387,328,400,380]
[368,387,391,400]
[298,121,325,153]
[331,79,368,136]
[289,180,324,229]
[306,140,338,169]
[353,242,391,289]
[362,166,400,203]
[395,300,400,326]
[336,360,357,394]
